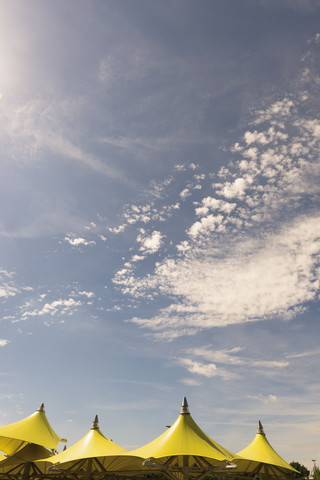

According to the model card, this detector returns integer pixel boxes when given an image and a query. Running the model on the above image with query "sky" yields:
[0,0,320,471]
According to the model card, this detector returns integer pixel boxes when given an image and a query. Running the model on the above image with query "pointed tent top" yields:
[180,396,190,415]
[129,397,235,464]
[257,420,265,435]
[235,422,298,474]
[91,415,99,430]
[37,418,128,469]
[0,405,65,454]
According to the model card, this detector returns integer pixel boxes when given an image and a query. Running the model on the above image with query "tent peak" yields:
[91,415,99,430]
[257,420,265,435]
[180,396,190,415]
[37,403,45,412]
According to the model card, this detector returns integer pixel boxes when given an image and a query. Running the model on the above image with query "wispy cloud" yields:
[246,393,278,404]
[175,346,288,381]
[286,348,320,359]
[176,357,238,380]
[0,97,123,179]
[183,346,289,368]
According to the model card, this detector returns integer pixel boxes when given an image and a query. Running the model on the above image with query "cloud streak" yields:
[0,97,123,179]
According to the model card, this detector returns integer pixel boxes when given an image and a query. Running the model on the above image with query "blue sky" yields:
[1,0,320,470]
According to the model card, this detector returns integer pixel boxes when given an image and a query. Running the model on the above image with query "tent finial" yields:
[37,403,45,412]
[91,414,99,430]
[257,420,265,435]
[180,397,190,415]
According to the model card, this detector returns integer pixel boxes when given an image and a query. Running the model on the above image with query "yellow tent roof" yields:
[37,415,146,475]
[233,421,298,477]
[129,397,237,479]
[0,444,53,475]
[0,404,66,454]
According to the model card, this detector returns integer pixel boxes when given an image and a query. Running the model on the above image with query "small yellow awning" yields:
[37,415,146,475]
[0,404,66,454]
[233,421,299,477]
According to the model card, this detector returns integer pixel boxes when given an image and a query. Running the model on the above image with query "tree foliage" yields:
[290,461,310,479]
[313,467,320,480]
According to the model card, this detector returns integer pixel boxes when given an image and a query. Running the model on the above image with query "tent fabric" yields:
[36,416,146,475]
[0,444,53,475]
[0,403,301,480]
[0,404,66,455]
[233,421,298,477]
[129,397,236,470]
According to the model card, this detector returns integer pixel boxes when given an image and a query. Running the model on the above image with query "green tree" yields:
[313,467,320,480]
[290,461,310,479]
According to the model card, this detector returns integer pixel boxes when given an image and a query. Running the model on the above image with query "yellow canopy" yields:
[37,415,146,475]
[233,421,299,478]
[129,397,237,480]
[0,404,66,454]
[0,444,53,475]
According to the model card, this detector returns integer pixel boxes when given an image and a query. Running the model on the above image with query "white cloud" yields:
[0,269,21,298]
[180,188,192,199]
[216,177,247,199]
[189,163,198,170]
[64,236,96,247]
[108,225,126,234]
[0,340,9,347]
[22,298,81,319]
[129,215,320,335]
[114,65,320,341]
[184,345,288,369]
[179,378,202,386]
[131,254,145,262]
[253,97,294,125]
[176,358,237,380]
[116,196,179,232]
[244,127,288,146]
[137,229,164,254]
[194,174,205,181]
[77,291,94,298]
[174,164,186,171]
[247,394,278,404]
[176,241,191,253]
[187,214,224,238]
[195,197,236,216]
[0,286,18,298]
